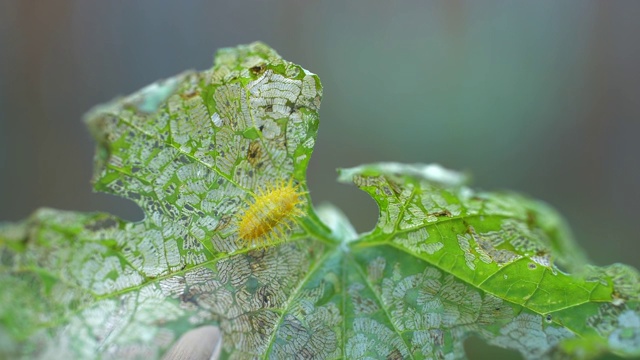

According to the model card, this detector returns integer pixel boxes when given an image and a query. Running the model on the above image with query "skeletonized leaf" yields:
[1,43,639,359]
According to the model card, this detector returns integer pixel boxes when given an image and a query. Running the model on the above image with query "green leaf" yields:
[1,42,639,359]
[338,163,640,359]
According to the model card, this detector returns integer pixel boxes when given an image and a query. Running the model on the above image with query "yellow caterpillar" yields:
[236,179,306,249]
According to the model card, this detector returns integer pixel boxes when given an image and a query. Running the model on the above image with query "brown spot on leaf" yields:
[214,216,232,231]
[387,348,403,360]
[431,209,452,218]
[250,64,266,75]
[247,140,263,167]
[180,90,200,99]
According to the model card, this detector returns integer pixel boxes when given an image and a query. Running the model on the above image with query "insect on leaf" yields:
[1,42,639,360]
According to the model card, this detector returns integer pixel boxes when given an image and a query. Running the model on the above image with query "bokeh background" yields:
[1,1,639,357]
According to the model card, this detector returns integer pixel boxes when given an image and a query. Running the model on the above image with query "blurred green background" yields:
[1,0,639,320]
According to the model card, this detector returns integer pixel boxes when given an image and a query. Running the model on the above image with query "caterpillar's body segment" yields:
[237,180,306,248]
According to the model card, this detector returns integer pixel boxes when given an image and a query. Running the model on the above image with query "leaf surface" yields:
[1,42,639,360]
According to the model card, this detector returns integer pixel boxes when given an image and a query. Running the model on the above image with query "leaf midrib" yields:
[262,245,337,358]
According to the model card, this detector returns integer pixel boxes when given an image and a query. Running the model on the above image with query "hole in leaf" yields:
[306,150,378,235]
[87,193,145,223]
[465,336,522,360]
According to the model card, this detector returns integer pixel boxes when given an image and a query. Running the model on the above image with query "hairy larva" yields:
[236,179,306,249]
